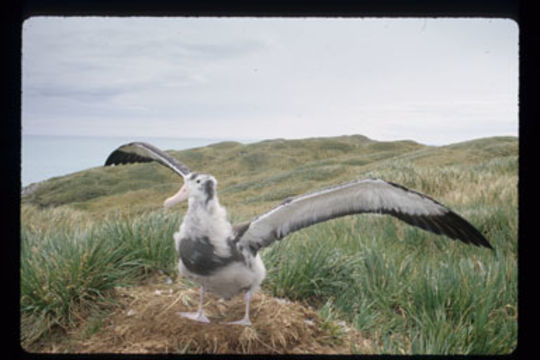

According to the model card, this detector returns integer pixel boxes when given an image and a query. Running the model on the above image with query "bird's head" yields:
[164,172,218,208]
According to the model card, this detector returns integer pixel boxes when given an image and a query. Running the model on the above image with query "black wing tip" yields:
[103,142,191,177]
[391,209,493,250]
[439,211,494,250]
[383,179,494,250]
[471,233,494,250]
[104,151,120,166]
[103,143,155,167]
[104,150,122,166]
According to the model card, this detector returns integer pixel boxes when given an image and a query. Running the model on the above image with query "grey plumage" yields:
[237,178,492,255]
[179,235,245,276]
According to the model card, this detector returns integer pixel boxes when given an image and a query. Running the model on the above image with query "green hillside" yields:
[20,134,518,354]
[21,135,515,219]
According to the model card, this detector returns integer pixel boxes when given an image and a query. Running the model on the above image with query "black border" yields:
[8,0,531,359]
[19,0,518,19]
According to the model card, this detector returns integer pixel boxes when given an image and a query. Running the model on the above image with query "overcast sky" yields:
[22,17,518,145]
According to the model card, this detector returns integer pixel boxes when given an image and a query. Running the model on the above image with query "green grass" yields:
[20,134,518,354]
[20,210,181,344]
[260,214,516,354]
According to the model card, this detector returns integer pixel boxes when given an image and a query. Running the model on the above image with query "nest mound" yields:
[66,278,374,354]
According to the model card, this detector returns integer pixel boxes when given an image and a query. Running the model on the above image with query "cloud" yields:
[22,17,518,144]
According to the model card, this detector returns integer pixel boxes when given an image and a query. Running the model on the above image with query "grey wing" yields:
[104,142,191,178]
[237,178,492,254]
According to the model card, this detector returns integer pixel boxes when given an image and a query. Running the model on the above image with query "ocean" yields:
[21,135,254,187]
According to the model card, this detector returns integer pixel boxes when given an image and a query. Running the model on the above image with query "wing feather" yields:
[238,178,492,253]
[104,142,190,177]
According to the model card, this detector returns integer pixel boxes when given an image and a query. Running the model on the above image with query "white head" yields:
[164,173,218,208]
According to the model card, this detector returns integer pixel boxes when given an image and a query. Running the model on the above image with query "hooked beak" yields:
[164,183,189,208]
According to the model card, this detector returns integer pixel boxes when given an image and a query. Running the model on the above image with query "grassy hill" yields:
[20,134,518,354]
[21,134,515,218]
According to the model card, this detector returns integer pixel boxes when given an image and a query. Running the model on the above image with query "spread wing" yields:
[104,142,191,178]
[237,178,492,254]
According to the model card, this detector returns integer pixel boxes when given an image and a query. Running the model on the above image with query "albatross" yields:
[104,141,493,325]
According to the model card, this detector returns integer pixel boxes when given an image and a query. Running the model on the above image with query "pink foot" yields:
[227,317,252,326]
[178,311,210,323]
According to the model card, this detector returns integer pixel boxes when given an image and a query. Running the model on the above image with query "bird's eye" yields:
[196,179,201,184]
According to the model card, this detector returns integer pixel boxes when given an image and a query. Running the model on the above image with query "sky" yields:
[22,17,518,145]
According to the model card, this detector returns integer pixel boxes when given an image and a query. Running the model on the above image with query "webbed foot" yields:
[178,311,210,323]
[227,317,252,326]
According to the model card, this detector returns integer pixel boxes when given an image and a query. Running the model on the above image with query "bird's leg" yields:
[178,287,210,323]
[228,290,253,326]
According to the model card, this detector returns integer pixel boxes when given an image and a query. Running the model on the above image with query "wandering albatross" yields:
[104,142,493,325]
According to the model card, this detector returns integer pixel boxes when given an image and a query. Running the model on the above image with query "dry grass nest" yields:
[31,276,375,354]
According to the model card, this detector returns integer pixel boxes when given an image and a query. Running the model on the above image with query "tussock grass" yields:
[20,135,517,354]
[20,210,181,346]
[261,211,516,354]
